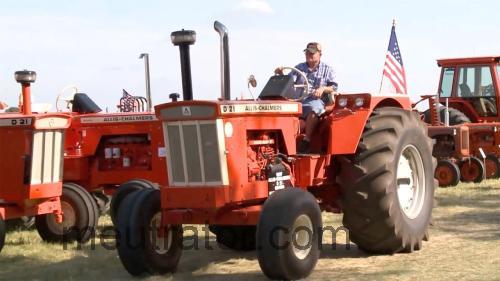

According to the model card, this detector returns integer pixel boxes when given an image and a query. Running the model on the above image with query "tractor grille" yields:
[163,119,228,186]
[30,130,64,185]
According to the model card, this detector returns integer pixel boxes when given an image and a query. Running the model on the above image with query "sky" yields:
[0,0,498,111]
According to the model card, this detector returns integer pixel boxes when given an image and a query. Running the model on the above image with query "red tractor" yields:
[422,56,500,186]
[0,71,96,253]
[33,84,171,242]
[114,21,436,280]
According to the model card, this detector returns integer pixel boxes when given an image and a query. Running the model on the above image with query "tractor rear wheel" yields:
[484,154,500,179]
[0,217,5,253]
[338,107,435,253]
[460,156,485,183]
[423,107,470,125]
[110,179,157,225]
[435,159,460,187]
[116,189,183,276]
[35,183,99,243]
[210,225,256,251]
[256,188,322,280]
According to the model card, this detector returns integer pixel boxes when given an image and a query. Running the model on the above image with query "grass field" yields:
[1,180,499,281]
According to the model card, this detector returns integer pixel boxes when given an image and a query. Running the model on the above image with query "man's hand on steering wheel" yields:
[313,86,334,98]
[274,67,284,75]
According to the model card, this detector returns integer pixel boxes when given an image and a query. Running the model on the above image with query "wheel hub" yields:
[46,201,76,234]
[396,145,426,219]
[291,214,313,260]
[150,212,172,255]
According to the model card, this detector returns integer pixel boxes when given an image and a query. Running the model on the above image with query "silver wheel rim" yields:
[46,201,76,234]
[291,214,313,260]
[150,212,172,255]
[396,144,426,219]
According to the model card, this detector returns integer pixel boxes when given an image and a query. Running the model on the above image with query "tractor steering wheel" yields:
[278,66,310,101]
[56,85,78,112]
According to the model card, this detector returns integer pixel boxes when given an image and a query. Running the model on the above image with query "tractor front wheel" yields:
[110,179,157,225]
[0,217,5,253]
[460,156,485,183]
[338,107,435,253]
[484,154,500,179]
[435,159,460,187]
[35,183,99,243]
[256,188,322,280]
[116,189,183,276]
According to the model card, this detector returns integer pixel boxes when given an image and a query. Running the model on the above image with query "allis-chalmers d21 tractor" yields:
[0,71,96,253]
[32,82,170,243]
[59,92,167,226]
[115,21,436,280]
[422,56,500,186]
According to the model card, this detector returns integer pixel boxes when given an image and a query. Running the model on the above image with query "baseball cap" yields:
[304,42,322,53]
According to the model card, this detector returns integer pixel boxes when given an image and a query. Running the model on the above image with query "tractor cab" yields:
[436,56,500,122]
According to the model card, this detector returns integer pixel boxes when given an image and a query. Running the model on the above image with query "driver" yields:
[275,42,338,153]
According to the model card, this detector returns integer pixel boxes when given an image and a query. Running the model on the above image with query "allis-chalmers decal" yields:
[80,115,157,123]
[220,103,299,114]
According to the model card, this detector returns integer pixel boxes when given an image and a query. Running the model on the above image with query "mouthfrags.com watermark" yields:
[61,224,352,251]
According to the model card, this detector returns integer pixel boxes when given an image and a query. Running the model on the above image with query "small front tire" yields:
[460,156,485,183]
[256,188,322,280]
[435,159,460,187]
[116,189,183,276]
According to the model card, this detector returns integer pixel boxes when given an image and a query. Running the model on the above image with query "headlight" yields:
[337,97,348,108]
[354,97,364,107]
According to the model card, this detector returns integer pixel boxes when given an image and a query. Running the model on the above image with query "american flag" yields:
[380,22,407,95]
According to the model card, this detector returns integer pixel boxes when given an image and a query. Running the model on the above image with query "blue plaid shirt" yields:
[293,61,338,97]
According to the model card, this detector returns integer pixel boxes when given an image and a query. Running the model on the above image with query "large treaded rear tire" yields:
[35,183,99,243]
[338,107,436,253]
[423,107,470,125]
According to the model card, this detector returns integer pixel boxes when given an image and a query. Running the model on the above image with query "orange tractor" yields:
[35,84,171,242]
[422,56,500,186]
[114,21,436,280]
[0,71,96,253]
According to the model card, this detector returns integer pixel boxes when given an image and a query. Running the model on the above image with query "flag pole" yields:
[378,19,396,94]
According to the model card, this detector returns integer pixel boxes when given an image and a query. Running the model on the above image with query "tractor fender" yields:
[327,97,408,155]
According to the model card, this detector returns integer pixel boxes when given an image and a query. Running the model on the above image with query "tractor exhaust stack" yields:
[14,70,37,115]
[171,29,196,101]
[214,21,231,101]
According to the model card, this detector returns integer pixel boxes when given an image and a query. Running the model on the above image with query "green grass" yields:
[1,180,499,280]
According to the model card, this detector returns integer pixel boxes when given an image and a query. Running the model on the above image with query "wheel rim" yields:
[435,164,454,186]
[291,214,313,260]
[46,201,77,234]
[461,159,481,181]
[396,145,426,219]
[149,212,172,255]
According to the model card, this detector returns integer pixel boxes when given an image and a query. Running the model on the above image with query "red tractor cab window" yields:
[440,67,455,98]
[456,65,497,117]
